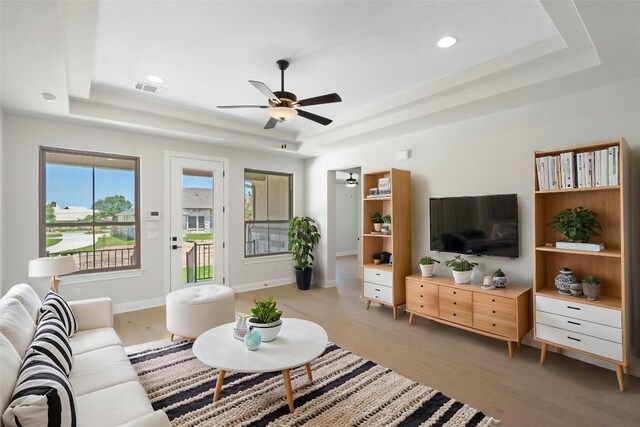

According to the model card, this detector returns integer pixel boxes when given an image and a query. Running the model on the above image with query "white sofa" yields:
[0,284,170,427]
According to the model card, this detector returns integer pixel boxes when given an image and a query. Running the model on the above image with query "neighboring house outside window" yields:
[244,169,292,257]
[40,147,140,273]
[182,188,212,233]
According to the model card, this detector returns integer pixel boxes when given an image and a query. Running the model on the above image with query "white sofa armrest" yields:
[118,410,171,427]
[68,298,113,331]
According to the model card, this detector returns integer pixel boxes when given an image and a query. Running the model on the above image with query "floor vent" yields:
[134,81,167,95]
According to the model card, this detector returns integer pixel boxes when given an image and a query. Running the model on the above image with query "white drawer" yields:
[535,295,621,328]
[363,268,392,287]
[363,281,393,304]
[536,311,621,343]
[536,323,622,362]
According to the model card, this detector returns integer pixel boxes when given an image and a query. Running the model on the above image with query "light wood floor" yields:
[115,256,639,426]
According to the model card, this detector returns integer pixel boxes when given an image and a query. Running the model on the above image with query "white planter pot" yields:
[373,223,382,232]
[247,319,282,342]
[452,270,473,284]
[419,264,435,277]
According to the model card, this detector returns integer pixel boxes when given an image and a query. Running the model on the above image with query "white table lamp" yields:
[28,256,79,293]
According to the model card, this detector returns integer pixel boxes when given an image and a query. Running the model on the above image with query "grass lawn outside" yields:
[64,235,135,253]
[182,265,214,282]
[183,233,213,241]
[46,238,62,247]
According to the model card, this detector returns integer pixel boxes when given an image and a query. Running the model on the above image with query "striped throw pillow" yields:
[28,312,73,375]
[1,353,77,427]
[39,291,78,338]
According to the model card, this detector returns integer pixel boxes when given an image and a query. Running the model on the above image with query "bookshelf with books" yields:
[361,168,411,320]
[533,138,630,391]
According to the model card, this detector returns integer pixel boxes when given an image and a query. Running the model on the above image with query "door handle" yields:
[172,245,182,250]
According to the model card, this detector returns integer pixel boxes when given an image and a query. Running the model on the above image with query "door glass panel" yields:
[182,171,213,284]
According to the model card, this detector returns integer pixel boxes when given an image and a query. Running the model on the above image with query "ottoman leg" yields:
[170,333,174,342]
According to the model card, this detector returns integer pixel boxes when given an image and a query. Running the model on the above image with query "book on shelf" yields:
[608,146,619,186]
[585,151,594,187]
[560,152,576,189]
[547,155,559,190]
[576,152,585,188]
[536,157,548,190]
[595,148,609,187]
[555,241,605,252]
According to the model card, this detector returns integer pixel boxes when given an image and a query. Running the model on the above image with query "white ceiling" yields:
[2,1,640,157]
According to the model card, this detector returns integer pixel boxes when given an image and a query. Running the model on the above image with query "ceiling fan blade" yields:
[217,105,268,109]
[264,117,279,129]
[297,109,333,126]
[249,80,280,104]
[296,93,342,107]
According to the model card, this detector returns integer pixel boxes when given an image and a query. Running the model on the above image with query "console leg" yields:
[507,341,514,359]
[214,370,226,402]
[615,365,625,391]
[409,313,414,324]
[365,300,371,310]
[540,343,548,364]
[392,306,398,320]
[624,364,631,376]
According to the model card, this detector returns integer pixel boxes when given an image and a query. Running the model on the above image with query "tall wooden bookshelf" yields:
[361,168,411,319]
[533,138,630,390]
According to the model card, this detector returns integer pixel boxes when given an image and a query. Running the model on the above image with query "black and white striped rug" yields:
[128,341,498,427]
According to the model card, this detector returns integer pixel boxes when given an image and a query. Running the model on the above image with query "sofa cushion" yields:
[69,345,138,396]
[0,334,22,421]
[75,381,153,427]
[3,284,41,323]
[29,312,73,376]
[2,353,77,427]
[39,291,78,337]
[69,327,122,355]
[0,298,36,358]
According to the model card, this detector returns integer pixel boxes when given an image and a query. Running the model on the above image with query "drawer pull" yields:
[493,323,496,327]
[567,320,581,326]
[420,305,424,308]
[375,288,381,291]
[420,285,424,288]
[420,295,423,298]
[567,336,581,342]
[376,273,381,276]
[492,299,495,302]
[567,306,581,311]
[492,310,496,314]
[453,313,457,316]
[453,302,457,305]
[453,291,457,295]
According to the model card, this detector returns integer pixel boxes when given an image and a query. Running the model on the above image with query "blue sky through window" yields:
[183,175,212,189]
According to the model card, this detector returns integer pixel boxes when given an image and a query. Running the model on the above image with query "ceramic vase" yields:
[570,281,583,296]
[244,327,261,351]
[419,264,435,277]
[247,319,282,342]
[493,276,507,288]
[452,270,472,284]
[554,267,578,296]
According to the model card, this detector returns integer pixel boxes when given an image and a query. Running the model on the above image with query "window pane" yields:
[45,152,93,223]
[268,175,290,221]
[94,158,136,223]
[45,225,136,271]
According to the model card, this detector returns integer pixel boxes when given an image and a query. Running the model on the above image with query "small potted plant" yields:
[445,255,478,284]
[550,206,602,244]
[371,212,383,232]
[582,275,601,301]
[381,214,392,234]
[373,252,382,265]
[418,256,439,277]
[492,268,507,288]
[247,297,283,342]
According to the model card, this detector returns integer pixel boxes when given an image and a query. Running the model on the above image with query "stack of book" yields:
[536,146,619,191]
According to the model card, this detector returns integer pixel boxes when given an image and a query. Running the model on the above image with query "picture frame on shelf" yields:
[378,177,390,191]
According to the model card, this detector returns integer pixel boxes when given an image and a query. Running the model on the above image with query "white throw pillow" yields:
[0,334,22,420]
[3,284,42,323]
[0,298,36,358]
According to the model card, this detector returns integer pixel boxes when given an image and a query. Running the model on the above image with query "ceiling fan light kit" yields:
[218,59,342,129]
[346,173,358,188]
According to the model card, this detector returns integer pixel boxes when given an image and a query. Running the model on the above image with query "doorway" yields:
[334,168,361,292]
[168,155,226,292]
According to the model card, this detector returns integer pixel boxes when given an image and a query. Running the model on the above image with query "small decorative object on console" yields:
[418,256,439,277]
[233,314,248,340]
[373,252,382,264]
[247,297,283,342]
[570,281,583,296]
[554,267,579,296]
[582,275,601,301]
[445,255,478,284]
[492,268,507,288]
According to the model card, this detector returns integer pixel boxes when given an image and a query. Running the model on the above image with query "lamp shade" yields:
[28,256,78,278]
[268,106,298,121]
[346,173,358,188]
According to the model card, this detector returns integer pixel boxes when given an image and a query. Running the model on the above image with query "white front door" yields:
[169,156,225,291]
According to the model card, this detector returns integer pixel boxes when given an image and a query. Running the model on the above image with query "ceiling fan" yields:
[217,59,342,129]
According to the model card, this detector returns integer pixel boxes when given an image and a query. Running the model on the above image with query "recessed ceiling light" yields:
[437,36,458,49]
[42,92,57,102]
[146,75,164,84]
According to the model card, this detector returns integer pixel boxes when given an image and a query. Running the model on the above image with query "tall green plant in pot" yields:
[288,216,321,290]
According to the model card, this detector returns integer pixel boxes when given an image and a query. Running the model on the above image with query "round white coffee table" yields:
[192,318,328,413]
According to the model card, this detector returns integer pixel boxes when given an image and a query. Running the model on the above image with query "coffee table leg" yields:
[214,369,226,402]
[305,363,313,382]
[282,369,295,413]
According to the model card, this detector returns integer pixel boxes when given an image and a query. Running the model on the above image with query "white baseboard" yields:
[114,297,165,314]
[336,250,358,257]
[233,276,295,293]
[316,279,336,288]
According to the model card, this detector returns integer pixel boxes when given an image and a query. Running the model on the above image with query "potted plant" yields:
[371,212,383,232]
[381,214,392,234]
[418,256,439,277]
[247,297,283,342]
[582,275,601,301]
[373,252,382,265]
[288,216,321,290]
[492,268,507,288]
[445,255,478,284]
[550,206,602,243]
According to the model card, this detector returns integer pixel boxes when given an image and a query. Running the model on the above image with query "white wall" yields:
[334,182,359,256]
[306,78,640,365]
[1,115,305,309]
[0,110,4,288]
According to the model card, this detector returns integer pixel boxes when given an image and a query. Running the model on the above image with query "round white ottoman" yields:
[166,285,235,340]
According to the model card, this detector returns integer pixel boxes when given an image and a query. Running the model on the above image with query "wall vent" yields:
[134,81,167,95]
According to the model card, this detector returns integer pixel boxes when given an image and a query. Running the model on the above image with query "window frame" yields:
[243,169,293,258]
[39,147,141,274]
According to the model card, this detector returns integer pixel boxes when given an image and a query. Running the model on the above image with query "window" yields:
[40,147,140,273]
[244,169,292,257]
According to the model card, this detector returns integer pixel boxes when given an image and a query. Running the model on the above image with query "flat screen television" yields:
[430,194,519,258]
